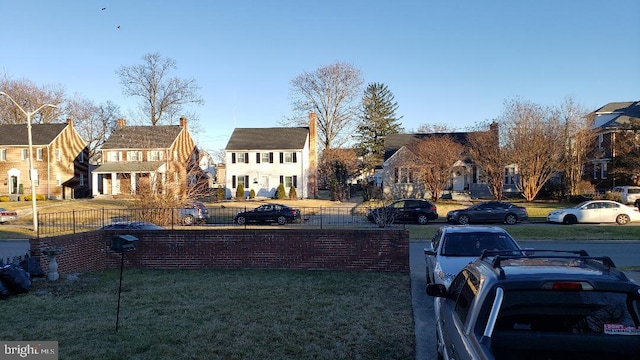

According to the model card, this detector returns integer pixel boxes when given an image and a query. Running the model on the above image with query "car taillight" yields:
[542,281,594,290]
[429,206,436,211]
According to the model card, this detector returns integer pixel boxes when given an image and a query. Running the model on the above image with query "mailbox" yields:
[111,235,139,253]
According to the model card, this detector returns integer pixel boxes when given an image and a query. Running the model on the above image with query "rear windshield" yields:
[496,290,640,334]
[442,232,518,256]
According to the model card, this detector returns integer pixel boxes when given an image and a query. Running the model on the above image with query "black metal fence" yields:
[37,205,379,237]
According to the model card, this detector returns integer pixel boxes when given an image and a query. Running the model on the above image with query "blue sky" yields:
[2,1,639,152]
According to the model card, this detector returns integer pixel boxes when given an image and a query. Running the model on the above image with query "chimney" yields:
[308,112,319,199]
[66,118,73,127]
[116,118,126,129]
[179,116,187,128]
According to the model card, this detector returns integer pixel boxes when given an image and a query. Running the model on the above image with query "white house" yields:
[224,113,318,199]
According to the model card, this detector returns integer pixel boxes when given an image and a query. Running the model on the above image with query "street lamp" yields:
[0,91,57,234]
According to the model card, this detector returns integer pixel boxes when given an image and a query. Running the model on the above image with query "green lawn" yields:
[0,269,414,360]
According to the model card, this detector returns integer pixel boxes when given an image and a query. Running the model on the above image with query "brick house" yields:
[224,113,319,199]
[0,119,89,199]
[91,117,205,197]
[587,101,640,191]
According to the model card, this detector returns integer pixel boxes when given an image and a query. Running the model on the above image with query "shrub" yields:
[288,186,297,200]
[216,186,226,201]
[275,183,286,199]
[0,196,9,202]
[235,184,245,200]
[249,189,256,199]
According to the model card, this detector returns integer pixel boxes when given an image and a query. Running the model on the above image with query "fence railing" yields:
[37,206,382,237]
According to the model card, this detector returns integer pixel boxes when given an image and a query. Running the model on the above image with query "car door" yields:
[441,270,479,360]
[392,200,407,222]
[473,203,495,223]
[600,202,621,222]
[579,202,602,223]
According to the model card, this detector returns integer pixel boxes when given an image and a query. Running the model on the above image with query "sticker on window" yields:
[604,324,640,335]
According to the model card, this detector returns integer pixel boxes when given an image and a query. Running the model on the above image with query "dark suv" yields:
[427,250,640,360]
[366,199,438,226]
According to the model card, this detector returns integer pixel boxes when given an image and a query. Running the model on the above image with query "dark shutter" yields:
[269,152,274,163]
[394,168,399,183]
[244,153,249,163]
[232,175,236,188]
[280,175,284,185]
[293,175,297,188]
[256,153,260,163]
[292,153,297,163]
[245,176,249,187]
[231,153,236,163]
[279,152,283,163]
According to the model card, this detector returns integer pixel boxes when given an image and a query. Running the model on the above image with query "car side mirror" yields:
[424,248,436,256]
[426,284,447,297]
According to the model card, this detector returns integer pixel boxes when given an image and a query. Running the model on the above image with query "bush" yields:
[0,196,9,202]
[216,186,226,201]
[249,189,256,199]
[288,186,297,200]
[275,183,286,200]
[235,184,245,200]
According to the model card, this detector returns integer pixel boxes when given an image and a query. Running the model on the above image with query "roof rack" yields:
[480,249,618,276]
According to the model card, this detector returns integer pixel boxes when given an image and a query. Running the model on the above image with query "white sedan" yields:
[547,200,640,225]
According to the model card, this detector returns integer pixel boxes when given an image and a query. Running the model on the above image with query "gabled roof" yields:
[102,125,183,149]
[225,127,309,151]
[593,101,640,129]
[0,123,68,146]
[383,132,470,161]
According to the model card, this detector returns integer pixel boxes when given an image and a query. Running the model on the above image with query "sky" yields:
[2,1,639,153]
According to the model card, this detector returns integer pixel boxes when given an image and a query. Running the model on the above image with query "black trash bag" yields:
[0,277,10,298]
[20,257,45,278]
[0,264,31,294]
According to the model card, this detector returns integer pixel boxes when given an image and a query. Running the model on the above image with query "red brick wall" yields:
[30,229,409,275]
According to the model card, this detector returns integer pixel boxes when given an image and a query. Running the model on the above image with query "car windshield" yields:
[573,201,591,208]
[442,232,518,256]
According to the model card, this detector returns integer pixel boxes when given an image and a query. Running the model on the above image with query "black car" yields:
[101,221,165,230]
[366,199,438,225]
[446,201,528,225]
[427,249,640,360]
[233,203,301,225]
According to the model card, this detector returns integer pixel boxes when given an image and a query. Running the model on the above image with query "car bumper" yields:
[547,214,562,223]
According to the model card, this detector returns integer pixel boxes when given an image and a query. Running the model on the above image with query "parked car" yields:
[101,221,165,230]
[233,203,301,225]
[446,201,528,225]
[610,185,640,205]
[366,199,438,225]
[180,201,209,226]
[427,249,640,360]
[547,200,640,225]
[424,225,522,288]
[0,208,18,224]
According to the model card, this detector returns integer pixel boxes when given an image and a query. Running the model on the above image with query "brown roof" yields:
[0,123,68,146]
[383,132,471,161]
[102,125,183,149]
[225,127,309,151]
[92,161,165,173]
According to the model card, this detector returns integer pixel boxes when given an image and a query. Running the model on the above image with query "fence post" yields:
[73,209,76,234]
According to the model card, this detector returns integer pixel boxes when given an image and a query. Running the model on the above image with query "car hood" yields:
[437,256,479,279]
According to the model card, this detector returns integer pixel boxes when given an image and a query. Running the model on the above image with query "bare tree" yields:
[500,99,565,201]
[414,123,457,133]
[116,52,204,126]
[66,95,120,162]
[557,97,595,197]
[318,148,359,201]
[288,61,364,150]
[467,121,505,199]
[406,136,465,201]
[609,118,640,185]
[0,76,65,124]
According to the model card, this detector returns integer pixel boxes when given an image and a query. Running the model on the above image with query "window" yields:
[598,134,604,149]
[232,175,250,188]
[109,151,122,162]
[22,149,28,160]
[279,152,297,163]
[394,167,413,184]
[232,152,248,163]
[127,151,142,161]
[601,162,607,179]
[505,167,516,185]
[79,151,85,163]
[453,271,479,325]
[55,149,61,161]
[80,173,84,186]
[260,152,272,163]
[280,175,298,188]
[32,170,39,187]
[148,151,163,161]
[174,150,178,161]
[0,149,5,161]
[36,148,43,161]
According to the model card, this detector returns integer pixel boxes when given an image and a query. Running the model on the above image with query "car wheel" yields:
[277,216,287,225]
[505,214,517,225]
[236,216,246,225]
[182,215,194,226]
[616,214,630,225]
[458,214,470,225]
[417,214,429,225]
[563,215,577,225]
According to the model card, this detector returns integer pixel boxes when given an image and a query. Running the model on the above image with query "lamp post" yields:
[0,91,57,234]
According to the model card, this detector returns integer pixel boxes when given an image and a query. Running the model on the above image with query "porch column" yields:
[130,173,137,194]
[92,171,100,196]
[111,172,119,195]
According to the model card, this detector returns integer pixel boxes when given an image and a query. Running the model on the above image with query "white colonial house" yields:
[224,113,319,199]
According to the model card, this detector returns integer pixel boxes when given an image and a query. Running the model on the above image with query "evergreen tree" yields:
[235,184,245,200]
[288,186,297,200]
[275,183,286,199]
[355,83,403,173]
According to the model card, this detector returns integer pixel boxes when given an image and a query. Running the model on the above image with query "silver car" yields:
[424,225,522,288]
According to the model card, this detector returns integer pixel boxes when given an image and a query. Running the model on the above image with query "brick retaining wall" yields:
[29,229,410,275]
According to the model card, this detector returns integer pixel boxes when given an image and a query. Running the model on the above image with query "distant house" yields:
[380,123,514,199]
[224,113,319,199]
[91,117,205,197]
[587,101,640,190]
[0,119,89,199]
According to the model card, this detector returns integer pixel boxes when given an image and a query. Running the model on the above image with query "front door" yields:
[10,176,18,194]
